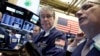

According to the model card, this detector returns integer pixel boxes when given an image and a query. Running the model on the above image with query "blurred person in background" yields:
[9,30,19,49]
[32,25,41,40]
[0,11,10,48]
[23,25,41,43]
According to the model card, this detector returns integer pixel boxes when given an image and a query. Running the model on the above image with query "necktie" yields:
[81,39,94,56]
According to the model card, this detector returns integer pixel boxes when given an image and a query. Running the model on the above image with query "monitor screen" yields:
[0,2,35,31]
[30,15,39,24]
[22,21,34,32]
[1,13,23,30]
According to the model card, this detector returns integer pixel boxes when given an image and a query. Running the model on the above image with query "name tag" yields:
[12,39,17,42]
[38,42,47,48]
[0,34,4,39]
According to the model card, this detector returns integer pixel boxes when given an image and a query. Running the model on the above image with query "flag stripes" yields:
[56,17,79,34]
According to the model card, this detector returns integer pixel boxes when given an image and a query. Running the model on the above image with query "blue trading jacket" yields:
[71,40,100,56]
[0,27,10,48]
[33,28,67,56]
[9,35,18,49]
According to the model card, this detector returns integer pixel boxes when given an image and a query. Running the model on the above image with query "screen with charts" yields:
[1,13,23,30]
[22,21,34,32]
[0,2,34,30]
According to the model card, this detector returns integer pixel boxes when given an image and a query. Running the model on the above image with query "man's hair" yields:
[34,25,41,32]
[39,6,55,18]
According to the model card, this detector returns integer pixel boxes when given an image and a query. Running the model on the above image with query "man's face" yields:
[76,1,100,33]
[33,26,40,35]
[40,9,54,31]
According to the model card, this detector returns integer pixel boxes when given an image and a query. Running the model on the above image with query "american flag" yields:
[56,17,79,34]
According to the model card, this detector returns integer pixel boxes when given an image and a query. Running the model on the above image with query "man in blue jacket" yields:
[9,30,18,49]
[71,0,100,56]
[0,27,10,48]
[0,11,10,48]
[33,6,67,56]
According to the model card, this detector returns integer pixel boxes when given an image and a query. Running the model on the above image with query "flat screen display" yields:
[22,21,34,32]
[1,13,23,30]
[30,15,39,24]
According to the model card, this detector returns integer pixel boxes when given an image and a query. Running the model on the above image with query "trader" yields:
[33,6,67,56]
[71,0,100,56]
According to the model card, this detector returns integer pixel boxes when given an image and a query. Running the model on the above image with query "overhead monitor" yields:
[0,2,33,30]
[30,14,39,24]
[22,21,34,32]
[0,4,25,30]
[1,13,23,30]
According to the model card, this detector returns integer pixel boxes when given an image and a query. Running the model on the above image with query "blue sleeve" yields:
[45,48,66,56]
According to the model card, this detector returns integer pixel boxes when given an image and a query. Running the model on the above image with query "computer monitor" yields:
[22,21,34,32]
[30,14,39,24]
[1,13,23,30]
[0,2,34,30]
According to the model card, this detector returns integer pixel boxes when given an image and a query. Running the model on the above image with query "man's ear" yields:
[0,12,2,21]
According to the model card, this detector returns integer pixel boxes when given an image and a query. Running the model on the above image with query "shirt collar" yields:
[93,33,100,43]
[44,26,55,37]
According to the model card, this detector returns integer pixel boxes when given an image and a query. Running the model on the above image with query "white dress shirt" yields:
[43,26,54,37]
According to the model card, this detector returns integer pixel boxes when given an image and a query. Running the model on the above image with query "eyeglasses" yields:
[40,14,53,19]
[89,1,100,5]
